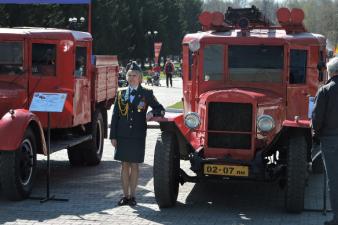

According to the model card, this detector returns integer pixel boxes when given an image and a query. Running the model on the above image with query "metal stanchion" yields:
[30,112,68,203]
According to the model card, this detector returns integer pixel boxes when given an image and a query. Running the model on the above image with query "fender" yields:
[0,109,47,154]
[282,119,311,128]
[153,111,202,150]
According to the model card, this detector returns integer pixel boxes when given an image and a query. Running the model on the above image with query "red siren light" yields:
[211,11,224,26]
[290,8,304,24]
[276,7,306,33]
[276,7,291,24]
[199,11,212,27]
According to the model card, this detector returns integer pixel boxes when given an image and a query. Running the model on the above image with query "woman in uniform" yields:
[110,62,164,206]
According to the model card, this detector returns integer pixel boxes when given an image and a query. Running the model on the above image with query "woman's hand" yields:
[111,139,117,147]
[146,111,154,121]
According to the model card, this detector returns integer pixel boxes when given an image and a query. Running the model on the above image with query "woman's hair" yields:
[327,57,338,77]
[126,69,143,83]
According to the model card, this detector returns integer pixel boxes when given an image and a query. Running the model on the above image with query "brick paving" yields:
[0,78,332,225]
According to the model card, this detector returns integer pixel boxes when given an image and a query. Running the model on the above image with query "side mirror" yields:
[317,61,326,82]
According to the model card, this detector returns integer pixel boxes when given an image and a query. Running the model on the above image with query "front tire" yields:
[153,131,180,208]
[311,144,324,174]
[0,128,37,200]
[285,132,308,213]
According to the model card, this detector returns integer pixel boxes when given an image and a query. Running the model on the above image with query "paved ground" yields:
[0,78,333,225]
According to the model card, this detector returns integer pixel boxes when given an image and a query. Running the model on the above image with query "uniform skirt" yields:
[114,137,146,163]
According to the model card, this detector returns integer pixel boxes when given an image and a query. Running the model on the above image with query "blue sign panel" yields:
[29,92,67,113]
[0,0,90,4]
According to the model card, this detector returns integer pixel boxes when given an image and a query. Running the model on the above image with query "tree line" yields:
[0,0,337,65]
[0,0,202,66]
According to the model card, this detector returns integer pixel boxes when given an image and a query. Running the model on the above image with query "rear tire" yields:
[82,110,104,166]
[67,110,104,166]
[67,145,85,166]
[285,132,308,213]
[153,131,180,208]
[0,128,37,200]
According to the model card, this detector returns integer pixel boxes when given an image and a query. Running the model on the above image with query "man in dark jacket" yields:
[110,62,164,206]
[164,58,174,87]
[312,57,338,225]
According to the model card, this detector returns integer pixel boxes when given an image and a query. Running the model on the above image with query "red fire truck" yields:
[153,6,327,213]
[0,1,118,200]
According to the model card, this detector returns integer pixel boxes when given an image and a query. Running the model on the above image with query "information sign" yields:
[29,92,67,113]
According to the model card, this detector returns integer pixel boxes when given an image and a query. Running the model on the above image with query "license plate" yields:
[204,164,249,177]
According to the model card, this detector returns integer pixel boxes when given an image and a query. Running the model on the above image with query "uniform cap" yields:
[128,61,142,72]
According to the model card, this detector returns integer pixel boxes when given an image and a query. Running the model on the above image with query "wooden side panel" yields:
[93,55,118,104]
[95,66,108,102]
[107,66,118,99]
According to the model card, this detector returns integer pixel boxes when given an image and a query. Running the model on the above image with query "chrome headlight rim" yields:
[188,39,200,52]
[257,114,275,132]
[184,112,201,129]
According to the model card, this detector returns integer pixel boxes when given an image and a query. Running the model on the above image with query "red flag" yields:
[154,42,162,65]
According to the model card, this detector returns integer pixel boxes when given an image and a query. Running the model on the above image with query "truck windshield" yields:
[228,45,284,83]
[0,42,23,75]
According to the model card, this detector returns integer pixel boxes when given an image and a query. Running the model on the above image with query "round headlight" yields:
[184,112,201,129]
[188,39,200,52]
[257,115,275,132]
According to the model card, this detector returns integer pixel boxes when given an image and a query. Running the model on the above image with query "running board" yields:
[50,135,92,153]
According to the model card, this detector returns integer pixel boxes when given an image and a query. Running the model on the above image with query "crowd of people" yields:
[118,58,181,88]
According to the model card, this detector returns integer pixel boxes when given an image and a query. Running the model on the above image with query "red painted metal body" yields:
[0,28,118,152]
[167,9,327,161]
[0,109,46,153]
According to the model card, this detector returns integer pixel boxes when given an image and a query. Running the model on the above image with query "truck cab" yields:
[153,6,327,213]
[0,28,118,200]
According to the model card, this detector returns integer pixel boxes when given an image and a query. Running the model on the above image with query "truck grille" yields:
[208,102,252,149]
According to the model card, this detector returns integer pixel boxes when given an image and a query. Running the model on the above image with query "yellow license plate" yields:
[204,164,249,177]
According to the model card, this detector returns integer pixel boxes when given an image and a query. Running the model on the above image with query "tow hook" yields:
[9,109,15,119]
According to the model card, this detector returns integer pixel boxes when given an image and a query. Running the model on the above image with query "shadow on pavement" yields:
[0,159,154,223]
[132,175,329,225]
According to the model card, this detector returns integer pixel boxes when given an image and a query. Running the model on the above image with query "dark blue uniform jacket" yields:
[110,85,164,139]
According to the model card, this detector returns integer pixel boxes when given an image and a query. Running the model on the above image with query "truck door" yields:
[286,47,309,120]
[183,45,194,112]
[73,45,91,125]
[28,41,59,106]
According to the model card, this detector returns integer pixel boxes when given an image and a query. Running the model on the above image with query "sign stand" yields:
[29,92,68,203]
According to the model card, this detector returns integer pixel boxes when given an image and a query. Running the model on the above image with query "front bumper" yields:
[179,151,283,184]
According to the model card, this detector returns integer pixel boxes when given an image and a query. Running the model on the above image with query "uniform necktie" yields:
[129,89,137,102]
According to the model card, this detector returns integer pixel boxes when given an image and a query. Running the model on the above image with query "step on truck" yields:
[153,6,327,213]
[0,0,118,200]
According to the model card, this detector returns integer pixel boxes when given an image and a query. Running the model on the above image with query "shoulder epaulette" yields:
[140,85,152,92]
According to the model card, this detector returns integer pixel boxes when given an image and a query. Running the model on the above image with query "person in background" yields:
[110,62,165,206]
[75,56,85,77]
[164,58,174,88]
[312,57,338,225]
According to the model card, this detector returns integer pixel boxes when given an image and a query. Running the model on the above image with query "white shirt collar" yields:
[129,85,138,91]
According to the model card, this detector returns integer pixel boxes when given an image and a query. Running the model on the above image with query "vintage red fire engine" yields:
[0,26,118,199]
[153,6,327,213]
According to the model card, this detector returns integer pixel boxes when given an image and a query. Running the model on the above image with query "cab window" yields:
[289,49,307,84]
[75,47,87,77]
[203,44,224,81]
[32,43,56,76]
[0,42,23,75]
[229,45,283,83]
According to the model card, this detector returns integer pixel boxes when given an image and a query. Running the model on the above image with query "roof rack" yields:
[198,6,307,34]
[225,5,271,27]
